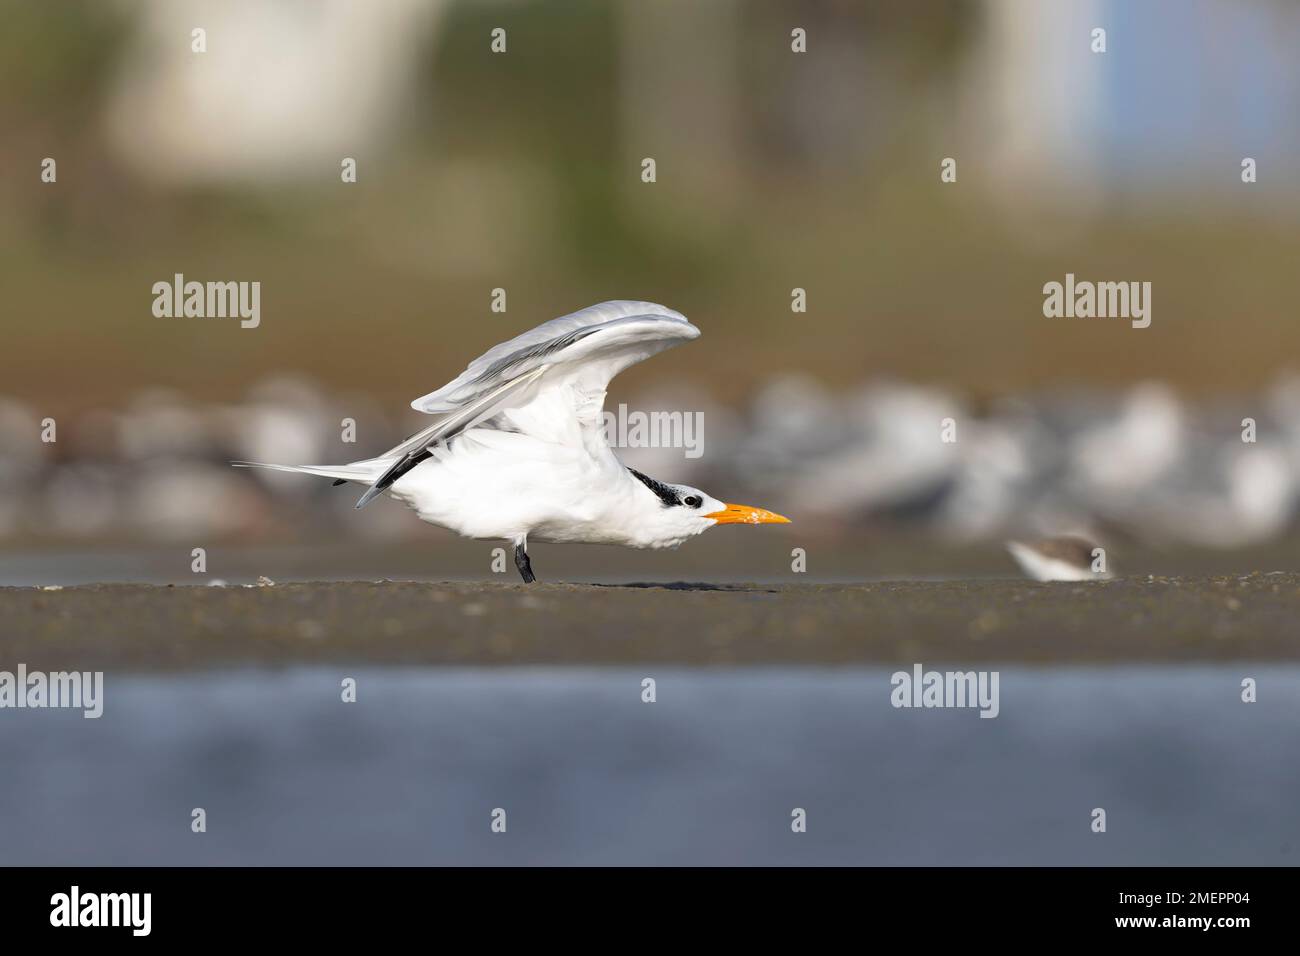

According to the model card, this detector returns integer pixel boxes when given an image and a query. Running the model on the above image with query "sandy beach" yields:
[4,574,1298,670]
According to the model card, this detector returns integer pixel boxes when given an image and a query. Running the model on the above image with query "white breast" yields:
[387,427,636,544]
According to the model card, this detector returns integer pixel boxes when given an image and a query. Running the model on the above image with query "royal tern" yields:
[236,301,788,581]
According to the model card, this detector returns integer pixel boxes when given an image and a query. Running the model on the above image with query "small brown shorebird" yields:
[1005,535,1113,582]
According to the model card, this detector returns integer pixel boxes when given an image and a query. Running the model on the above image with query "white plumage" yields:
[235,301,787,581]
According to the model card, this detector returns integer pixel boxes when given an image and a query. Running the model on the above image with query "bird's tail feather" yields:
[231,458,395,485]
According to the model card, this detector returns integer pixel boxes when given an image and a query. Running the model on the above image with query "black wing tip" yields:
[356,450,432,509]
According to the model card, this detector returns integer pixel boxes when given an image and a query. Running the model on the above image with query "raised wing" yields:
[355,301,699,508]
[409,300,696,413]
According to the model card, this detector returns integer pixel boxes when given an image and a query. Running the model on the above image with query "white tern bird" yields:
[235,301,789,581]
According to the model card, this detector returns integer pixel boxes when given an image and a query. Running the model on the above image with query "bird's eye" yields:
[683,495,702,508]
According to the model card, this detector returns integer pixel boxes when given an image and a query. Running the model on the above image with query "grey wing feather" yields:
[409,300,691,413]
[356,301,697,509]
[355,367,547,509]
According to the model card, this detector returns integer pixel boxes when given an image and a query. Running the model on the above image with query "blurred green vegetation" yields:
[2,0,1297,420]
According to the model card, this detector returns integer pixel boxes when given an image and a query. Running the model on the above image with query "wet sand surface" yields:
[3,574,1298,670]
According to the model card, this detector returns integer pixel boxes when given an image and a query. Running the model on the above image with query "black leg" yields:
[514,542,536,584]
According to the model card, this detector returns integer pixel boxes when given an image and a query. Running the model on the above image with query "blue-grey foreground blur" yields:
[1,667,1293,865]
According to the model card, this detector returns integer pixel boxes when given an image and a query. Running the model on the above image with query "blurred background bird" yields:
[1006,535,1112,582]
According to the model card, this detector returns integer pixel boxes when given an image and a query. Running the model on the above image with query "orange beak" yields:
[704,503,791,525]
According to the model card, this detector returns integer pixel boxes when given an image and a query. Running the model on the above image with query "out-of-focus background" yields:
[5,0,1300,582]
